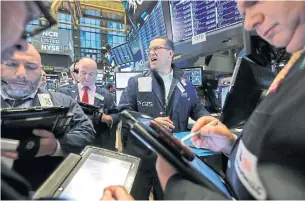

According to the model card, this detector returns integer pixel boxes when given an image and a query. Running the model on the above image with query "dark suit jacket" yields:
[57,84,119,150]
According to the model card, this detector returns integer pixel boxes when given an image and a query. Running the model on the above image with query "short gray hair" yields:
[151,36,175,52]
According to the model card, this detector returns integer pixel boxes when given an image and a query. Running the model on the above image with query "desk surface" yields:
[174,132,216,157]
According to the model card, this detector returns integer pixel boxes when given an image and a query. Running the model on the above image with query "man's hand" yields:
[1,129,57,159]
[154,117,175,131]
[33,129,57,157]
[101,114,113,125]
[100,186,134,200]
[156,156,178,192]
[191,116,237,155]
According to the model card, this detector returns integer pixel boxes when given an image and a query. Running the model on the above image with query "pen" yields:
[180,120,219,143]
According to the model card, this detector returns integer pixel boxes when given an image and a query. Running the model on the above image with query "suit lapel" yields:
[94,87,103,107]
[70,84,80,101]
[152,76,164,106]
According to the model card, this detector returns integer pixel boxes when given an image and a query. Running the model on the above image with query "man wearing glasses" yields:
[57,58,119,150]
[119,37,209,200]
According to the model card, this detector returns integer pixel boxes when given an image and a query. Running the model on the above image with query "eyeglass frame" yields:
[148,46,172,54]
[22,1,57,39]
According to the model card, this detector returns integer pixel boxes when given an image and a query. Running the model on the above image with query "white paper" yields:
[138,77,152,92]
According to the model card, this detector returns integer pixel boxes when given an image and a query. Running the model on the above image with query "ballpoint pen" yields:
[180,119,219,143]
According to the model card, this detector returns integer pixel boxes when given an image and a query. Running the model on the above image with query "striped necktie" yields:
[267,50,305,94]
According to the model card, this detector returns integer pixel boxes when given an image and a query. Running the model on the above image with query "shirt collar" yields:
[0,88,38,101]
[78,83,96,91]
[158,69,173,82]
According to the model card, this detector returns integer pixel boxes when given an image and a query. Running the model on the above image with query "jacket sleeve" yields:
[164,174,228,200]
[189,84,210,121]
[56,87,69,96]
[118,77,138,146]
[118,77,138,111]
[53,93,96,154]
[103,91,120,125]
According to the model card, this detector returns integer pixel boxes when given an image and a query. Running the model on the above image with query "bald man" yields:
[1,43,95,190]
[57,57,119,150]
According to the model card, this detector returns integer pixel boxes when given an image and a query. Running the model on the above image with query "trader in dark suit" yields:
[57,58,119,150]
[1,43,95,190]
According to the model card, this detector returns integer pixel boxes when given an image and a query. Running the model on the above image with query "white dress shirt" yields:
[77,83,96,105]
[158,69,174,104]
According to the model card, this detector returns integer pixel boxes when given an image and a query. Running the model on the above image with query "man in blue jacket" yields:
[57,58,119,150]
[119,37,209,200]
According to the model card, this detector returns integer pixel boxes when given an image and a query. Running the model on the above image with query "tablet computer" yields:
[77,102,103,124]
[1,106,73,140]
[33,146,140,200]
[121,110,235,199]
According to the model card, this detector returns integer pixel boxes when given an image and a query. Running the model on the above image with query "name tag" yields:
[177,82,185,93]
[95,93,104,101]
[138,77,152,92]
[38,94,53,107]
[181,79,187,86]
[235,140,267,200]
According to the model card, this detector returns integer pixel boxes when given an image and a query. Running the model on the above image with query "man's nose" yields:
[244,14,264,31]
[15,64,27,78]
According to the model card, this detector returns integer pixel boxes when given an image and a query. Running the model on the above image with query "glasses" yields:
[22,1,57,39]
[148,46,171,54]
[2,60,40,70]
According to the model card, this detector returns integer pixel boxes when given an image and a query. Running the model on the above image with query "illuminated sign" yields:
[31,29,74,58]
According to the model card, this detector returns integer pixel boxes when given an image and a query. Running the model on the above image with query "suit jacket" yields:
[119,67,209,169]
[1,88,95,190]
[57,84,119,150]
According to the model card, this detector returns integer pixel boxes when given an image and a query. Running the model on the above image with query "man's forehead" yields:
[150,38,166,47]
[12,51,40,64]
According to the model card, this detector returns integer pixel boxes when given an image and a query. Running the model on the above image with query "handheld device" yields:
[77,101,103,125]
[121,110,235,199]
[1,106,74,140]
[33,146,140,201]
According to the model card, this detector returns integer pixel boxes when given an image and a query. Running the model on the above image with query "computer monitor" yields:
[111,43,134,66]
[221,57,275,128]
[169,1,243,43]
[181,67,203,86]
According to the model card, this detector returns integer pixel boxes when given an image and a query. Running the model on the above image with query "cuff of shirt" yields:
[51,140,64,157]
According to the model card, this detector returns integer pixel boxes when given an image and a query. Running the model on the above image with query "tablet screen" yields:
[60,153,132,201]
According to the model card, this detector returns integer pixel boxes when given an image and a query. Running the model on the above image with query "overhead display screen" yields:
[127,25,141,55]
[111,43,133,66]
[122,0,158,30]
[170,0,243,43]
[139,1,167,61]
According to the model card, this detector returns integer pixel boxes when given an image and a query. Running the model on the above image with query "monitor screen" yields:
[127,24,141,55]
[122,0,158,30]
[111,43,134,66]
[138,1,167,61]
[115,72,142,89]
[116,90,124,105]
[182,67,203,86]
[169,1,243,43]
[60,153,132,201]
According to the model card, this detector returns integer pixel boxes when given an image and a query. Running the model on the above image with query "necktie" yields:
[82,86,89,104]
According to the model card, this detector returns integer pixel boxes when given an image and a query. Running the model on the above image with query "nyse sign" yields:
[41,31,60,52]
[31,29,73,57]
